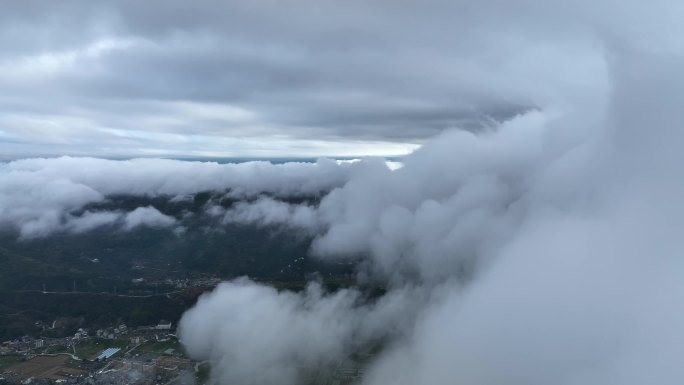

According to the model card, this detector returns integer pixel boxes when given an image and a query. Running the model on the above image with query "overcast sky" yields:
[0,0,611,158]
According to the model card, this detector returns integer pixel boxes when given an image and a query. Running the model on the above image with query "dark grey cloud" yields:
[0,0,606,157]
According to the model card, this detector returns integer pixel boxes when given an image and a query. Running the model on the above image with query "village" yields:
[0,320,205,385]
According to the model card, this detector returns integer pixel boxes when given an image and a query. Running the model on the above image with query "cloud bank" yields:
[181,279,421,385]
[174,1,684,385]
[0,157,362,238]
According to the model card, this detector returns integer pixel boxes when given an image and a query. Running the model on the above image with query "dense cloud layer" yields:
[181,279,423,385]
[181,64,684,384]
[174,1,684,385]
[0,0,608,158]
[0,157,361,238]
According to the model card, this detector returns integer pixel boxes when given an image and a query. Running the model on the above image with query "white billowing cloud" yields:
[64,210,121,234]
[363,204,684,385]
[222,197,319,230]
[122,206,176,230]
[179,279,425,385]
[0,157,364,238]
[177,5,684,385]
[2,157,354,197]
[216,109,578,283]
[312,111,555,281]
[5,206,175,238]
[0,171,105,238]
[179,280,358,385]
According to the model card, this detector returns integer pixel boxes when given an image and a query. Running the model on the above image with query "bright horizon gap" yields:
[0,137,422,160]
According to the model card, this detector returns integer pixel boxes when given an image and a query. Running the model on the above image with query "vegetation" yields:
[0,355,23,371]
[0,193,355,340]
[135,339,183,356]
[74,338,129,360]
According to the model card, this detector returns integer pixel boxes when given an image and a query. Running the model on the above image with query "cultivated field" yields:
[5,355,83,380]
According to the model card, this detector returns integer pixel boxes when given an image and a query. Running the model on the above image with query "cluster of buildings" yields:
[93,324,126,341]
[130,277,221,290]
[0,353,196,385]
[1,320,174,356]
[1,336,71,355]
[94,321,172,342]
[0,320,188,385]
[86,356,195,385]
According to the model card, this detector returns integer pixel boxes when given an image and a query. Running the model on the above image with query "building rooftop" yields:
[96,347,121,360]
